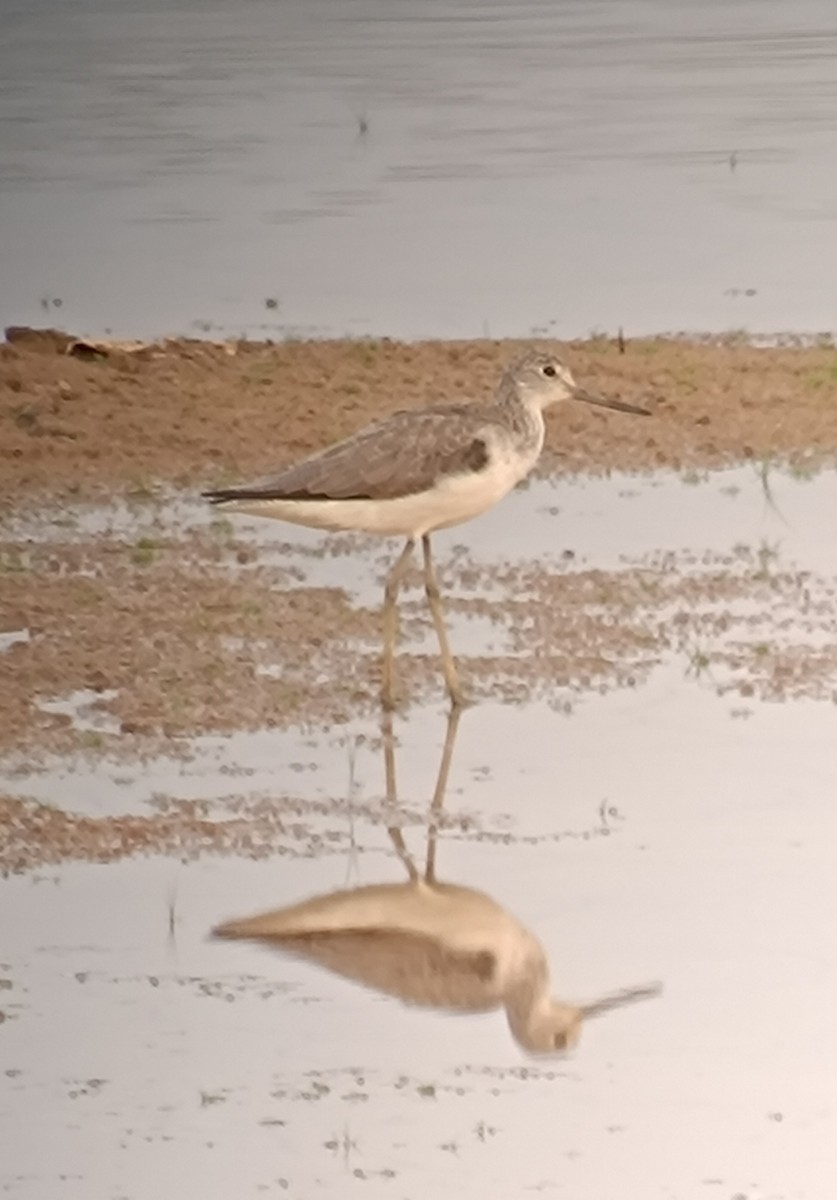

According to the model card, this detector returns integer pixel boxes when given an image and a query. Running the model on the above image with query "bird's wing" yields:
[247,927,502,1012]
[204,406,492,503]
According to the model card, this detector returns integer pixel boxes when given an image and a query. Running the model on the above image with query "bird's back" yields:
[205,399,529,504]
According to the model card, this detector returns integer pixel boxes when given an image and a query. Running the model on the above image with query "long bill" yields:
[579,980,663,1020]
[572,386,651,416]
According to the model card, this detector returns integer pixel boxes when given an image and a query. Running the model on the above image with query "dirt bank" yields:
[3,330,837,507]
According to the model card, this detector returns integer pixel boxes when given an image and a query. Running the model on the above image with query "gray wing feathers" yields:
[205,408,491,503]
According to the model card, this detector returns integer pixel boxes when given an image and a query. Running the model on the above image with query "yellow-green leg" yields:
[421,533,464,708]
[381,537,416,711]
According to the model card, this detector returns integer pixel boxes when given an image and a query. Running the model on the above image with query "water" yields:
[2,0,837,340]
[2,464,837,1198]
[2,689,836,1198]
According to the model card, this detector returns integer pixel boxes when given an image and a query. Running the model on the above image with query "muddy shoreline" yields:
[2,330,837,872]
[3,329,837,506]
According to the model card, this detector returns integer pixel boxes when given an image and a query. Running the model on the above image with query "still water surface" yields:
[1,465,836,1198]
[2,0,837,339]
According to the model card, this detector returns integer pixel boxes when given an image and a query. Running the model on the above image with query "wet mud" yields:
[2,334,837,873]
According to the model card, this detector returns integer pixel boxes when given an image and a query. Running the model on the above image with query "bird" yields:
[213,698,661,1055]
[212,877,661,1055]
[203,350,650,709]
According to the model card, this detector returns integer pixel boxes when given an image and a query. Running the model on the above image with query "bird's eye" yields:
[542,364,557,378]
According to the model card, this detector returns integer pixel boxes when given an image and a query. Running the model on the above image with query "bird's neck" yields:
[503,955,550,1045]
[496,386,546,450]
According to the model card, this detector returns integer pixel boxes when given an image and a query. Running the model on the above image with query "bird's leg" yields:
[380,703,419,882]
[381,537,416,712]
[421,534,464,708]
[424,703,462,884]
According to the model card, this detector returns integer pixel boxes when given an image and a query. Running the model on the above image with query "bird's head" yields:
[504,350,650,417]
[509,980,663,1056]
[513,1000,585,1054]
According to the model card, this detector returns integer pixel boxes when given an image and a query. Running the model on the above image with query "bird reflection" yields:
[213,708,661,1055]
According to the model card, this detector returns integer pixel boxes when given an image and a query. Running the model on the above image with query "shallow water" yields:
[2,463,837,1197]
[2,685,836,1199]
[9,460,837,573]
[2,0,837,339]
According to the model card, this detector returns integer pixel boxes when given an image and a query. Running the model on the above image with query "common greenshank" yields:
[204,350,649,708]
